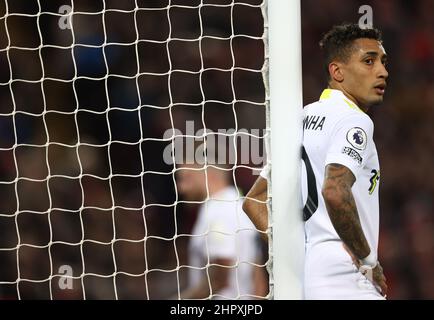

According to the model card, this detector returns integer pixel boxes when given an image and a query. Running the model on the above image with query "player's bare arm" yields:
[243,176,268,238]
[322,163,387,295]
[322,163,370,259]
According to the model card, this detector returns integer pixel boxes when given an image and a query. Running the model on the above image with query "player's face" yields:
[176,164,207,200]
[341,38,388,109]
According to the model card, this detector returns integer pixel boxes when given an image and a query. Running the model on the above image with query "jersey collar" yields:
[319,89,362,112]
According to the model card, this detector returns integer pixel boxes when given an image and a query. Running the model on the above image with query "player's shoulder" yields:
[303,99,323,114]
[336,107,374,131]
[303,97,372,128]
[318,93,373,128]
[303,91,359,115]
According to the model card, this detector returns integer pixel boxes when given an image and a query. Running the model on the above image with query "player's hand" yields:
[343,243,387,297]
[358,262,387,297]
[371,262,387,296]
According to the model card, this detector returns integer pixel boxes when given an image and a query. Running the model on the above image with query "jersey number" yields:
[369,169,380,194]
[302,146,318,221]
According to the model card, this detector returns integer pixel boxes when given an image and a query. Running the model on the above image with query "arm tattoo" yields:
[322,163,370,259]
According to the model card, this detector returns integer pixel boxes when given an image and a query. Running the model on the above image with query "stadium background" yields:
[0,0,432,299]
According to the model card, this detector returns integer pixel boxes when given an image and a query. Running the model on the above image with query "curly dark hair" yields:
[319,23,383,80]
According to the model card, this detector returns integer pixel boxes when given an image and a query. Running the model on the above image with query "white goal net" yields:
[0,0,270,299]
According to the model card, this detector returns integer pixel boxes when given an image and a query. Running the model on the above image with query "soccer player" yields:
[243,23,388,299]
[175,150,258,299]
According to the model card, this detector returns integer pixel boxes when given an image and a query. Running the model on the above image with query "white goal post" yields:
[267,0,304,299]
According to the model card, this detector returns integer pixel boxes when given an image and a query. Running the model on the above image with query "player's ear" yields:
[329,62,344,82]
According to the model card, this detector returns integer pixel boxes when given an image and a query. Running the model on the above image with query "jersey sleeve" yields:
[325,113,374,178]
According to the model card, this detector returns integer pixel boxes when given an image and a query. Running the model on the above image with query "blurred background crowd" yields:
[0,0,432,299]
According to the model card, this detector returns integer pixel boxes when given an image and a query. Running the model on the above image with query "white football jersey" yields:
[188,186,258,299]
[301,88,380,259]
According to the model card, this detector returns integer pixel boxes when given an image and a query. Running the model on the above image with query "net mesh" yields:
[0,0,269,299]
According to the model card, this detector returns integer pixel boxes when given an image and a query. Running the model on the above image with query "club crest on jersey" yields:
[346,127,367,150]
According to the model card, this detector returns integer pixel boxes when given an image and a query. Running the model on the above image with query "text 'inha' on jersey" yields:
[301,89,380,260]
[303,115,326,131]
